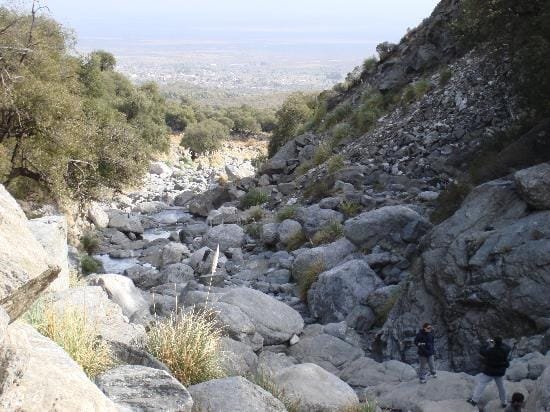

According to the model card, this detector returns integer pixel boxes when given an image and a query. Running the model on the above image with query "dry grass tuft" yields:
[146,309,225,386]
[248,372,302,412]
[311,220,344,246]
[25,300,113,378]
[298,259,326,301]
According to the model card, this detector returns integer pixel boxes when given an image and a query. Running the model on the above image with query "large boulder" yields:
[288,333,364,374]
[295,204,344,237]
[344,205,431,254]
[87,202,109,228]
[219,288,304,345]
[48,286,146,346]
[95,365,192,411]
[272,363,359,412]
[86,274,150,321]
[108,211,144,234]
[339,357,416,389]
[188,376,286,412]
[149,161,172,176]
[203,224,245,253]
[188,186,232,217]
[0,184,50,300]
[219,337,258,376]
[27,215,69,291]
[525,365,550,412]
[514,162,550,210]
[0,322,116,411]
[378,178,550,371]
[277,219,303,245]
[308,259,383,324]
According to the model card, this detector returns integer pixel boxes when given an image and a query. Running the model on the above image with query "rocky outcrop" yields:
[514,162,550,210]
[188,376,286,412]
[0,322,117,411]
[379,175,550,371]
[0,184,51,300]
[95,365,193,411]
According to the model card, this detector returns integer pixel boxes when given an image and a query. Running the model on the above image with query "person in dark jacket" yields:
[414,323,436,383]
[467,337,511,408]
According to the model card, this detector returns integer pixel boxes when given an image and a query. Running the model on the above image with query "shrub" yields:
[340,200,361,218]
[146,310,225,386]
[245,223,262,239]
[340,400,379,412]
[312,142,333,166]
[277,205,298,222]
[331,123,355,142]
[401,80,431,105]
[80,232,99,254]
[323,102,353,130]
[298,259,326,301]
[304,179,334,201]
[180,119,229,155]
[327,154,345,174]
[80,255,103,275]
[362,56,378,74]
[25,300,113,378]
[311,221,344,246]
[295,161,313,176]
[239,189,269,209]
[247,206,264,223]
[439,67,452,86]
[430,182,472,224]
[285,231,307,251]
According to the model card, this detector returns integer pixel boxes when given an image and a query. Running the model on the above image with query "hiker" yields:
[467,337,511,408]
[505,392,525,412]
[414,322,436,383]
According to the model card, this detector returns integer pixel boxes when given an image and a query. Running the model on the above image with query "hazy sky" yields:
[38,0,440,50]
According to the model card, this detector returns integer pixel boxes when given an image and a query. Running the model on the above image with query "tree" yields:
[181,119,229,156]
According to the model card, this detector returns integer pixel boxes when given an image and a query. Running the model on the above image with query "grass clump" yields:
[340,200,361,218]
[81,255,104,275]
[340,400,379,412]
[304,179,334,201]
[80,232,100,254]
[277,205,298,222]
[298,259,326,301]
[312,141,333,166]
[430,182,472,224]
[331,123,355,142]
[285,231,307,251]
[439,67,452,86]
[146,310,225,386]
[247,206,264,223]
[248,372,302,412]
[245,223,262,239]
[239,188,269,209]
[401,79,431,104]
[25,301,113,378]
[311,221,344,246]
[327,154,345,174]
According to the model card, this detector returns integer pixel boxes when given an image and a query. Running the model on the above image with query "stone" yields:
[288,333,364,373]
[219,288,304,345]
[28,215,69,291]
[124,265,163,290]
[418,190,440,201]
[220,337,258,376]
[365,284,402,319]
[132,201,166,214]
[256,351,298,377]
[108,211,144,234]
[160,242,189,267]
[277,182,296,195]
[160,263,195,284]
[525,366,550,412]
[203,224,245,252]
[88,202,109,228]
[272,363,359,411]
[277,219,303,245]
[291,238,356,284]
[264,269,291,284]
[0,184,50,300]
[258,174,270,186]
[188,186,232,217]
[86,274,150,320]
[226,163,255,180]
[206,206,240,225]
[0,322,116,411]
[261,223,279,246]
[339,357,416,389]
[173,191,195,207]
[296,204,344,237]
[308,259,383,324]
[344,205,431,253]
[48,286,146,346]
[149,161,172,176]
[95,365,192,411]
[514,162,550,210]
[319,197,341,209]
[188,376,286,412]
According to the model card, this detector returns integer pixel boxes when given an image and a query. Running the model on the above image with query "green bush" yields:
[401,80,430,104]
[146,310,225,386]
[277,205,298,222]
[340,200,361,218]
[297,259,325,301]
[311,221,344,246]
[240,188,269,209]
[322,102,353,130]
[327,154,345,174]
[181,119,229,155]
[80,232,99,254]
[331,123,355,142]
[312,141,333,166]
[304,179,334,201]
[81,255,104,275]
[362,56,378,74]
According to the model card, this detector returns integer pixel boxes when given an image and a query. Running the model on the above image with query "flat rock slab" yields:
[188,376,286,412]
[95,365,192,412]
[272,363,358,412]
[219,288,304,345]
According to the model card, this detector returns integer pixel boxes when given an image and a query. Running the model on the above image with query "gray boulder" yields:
[277,219,303,245]
[514,162,550,209]
[188,376,286,412]
[525,365,550,412]
[296,204,344,237]
[203,224,245,252]
[344,205,431,253]
[173,191,195,207]
[308,259,383,324]
[226,163,255,180]
[220,288,304,345]
[88,202,109,228]
[124,265,163,290]
[255,351,298,378]
[272,363,359,412]
[188,186,232,217]
[339,357,416,389]
[108,211,144,234]
[261,223,279,246]
[207,206,240,225]
[288,333,364,373]
[220,337,258,376]
[95,365,192,412]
